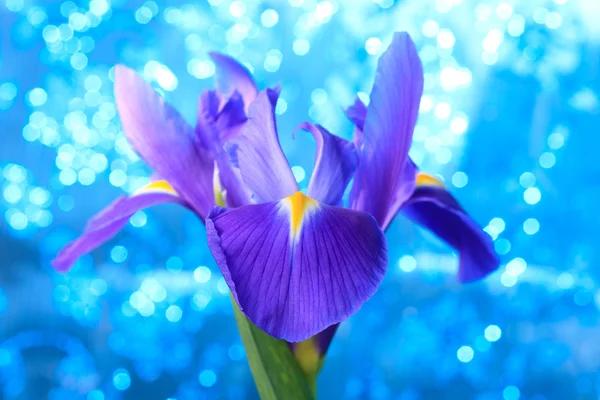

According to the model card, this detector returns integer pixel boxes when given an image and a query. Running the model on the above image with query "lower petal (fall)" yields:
[206,191,388,342]
[52,181,185,272]
[401,174,499,282]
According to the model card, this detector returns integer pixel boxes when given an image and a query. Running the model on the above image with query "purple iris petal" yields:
[215,151,251,208]
[401,183,499,282]
[296,122,358,206]
[344,96,367,149]
[226,89,298,203]
[52,190,184,272]
[114,65,215,218]
[349,32,424,229]
[206,195,387,342]
[209,52,258,113]
[194,89,250,207]
[215,91,247,141]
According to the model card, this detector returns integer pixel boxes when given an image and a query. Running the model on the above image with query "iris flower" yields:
[52,53,256,271]
[303,32,500,357]
[52,53,388,342]
[53,32,498,351]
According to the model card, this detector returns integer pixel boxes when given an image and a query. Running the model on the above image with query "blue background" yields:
[1,0,599,399]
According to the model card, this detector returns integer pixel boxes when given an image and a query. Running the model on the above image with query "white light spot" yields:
[519,172,536,188]
[261,9,279,27]
[457,346,474,362]
[482,29,504,52]
[422,20,439,37]
[548,132,565,149]
[545,11,562,29]
[523,218,540,235]
[434,102,451,119]
[166,305,183,322]
[496,3,512,19]
[365,37,382,55]
[437,29,455,49]
[194,266,212,283]
[275,98,288,114]
[500,272,518,287]
[264,49,283,72]
[524,187,541,205]
[556,273,574,289]
[311,88,327,105]
[452,171,468,188]
[539,152,556,168]
[229,1,246,17]
[28,88,47,106]
[507,16,525,37]
[420,95,434,112]
[484,325,502,342]
[506,257,526,276]
[398,255,417,272]
[450,116,468,134]
[293,39,310,56]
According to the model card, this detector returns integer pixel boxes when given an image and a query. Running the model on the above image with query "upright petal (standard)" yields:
[226,89,298,203]
[297,123,358,206]
[114,65,215,218]
[349,32,424,229]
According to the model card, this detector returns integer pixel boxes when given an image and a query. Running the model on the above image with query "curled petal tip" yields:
[402,183,501,283]
[51,257,72,274]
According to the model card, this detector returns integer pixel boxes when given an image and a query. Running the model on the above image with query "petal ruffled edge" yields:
[209,52,258,113]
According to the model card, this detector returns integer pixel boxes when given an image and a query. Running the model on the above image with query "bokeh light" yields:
[1,0,599,398]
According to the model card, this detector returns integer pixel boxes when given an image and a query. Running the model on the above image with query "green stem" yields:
[231,296,315,400]
[292,337,323,398]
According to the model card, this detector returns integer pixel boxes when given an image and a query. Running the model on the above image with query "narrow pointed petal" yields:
[226,89,298,203]
[349,32,424,227]
[209,52,258,112]
[206,192,388,342]
[401,173,499,282]
[194,89,250,207]
[296,123,358,206]
[344,96,367,149]
[114,65,214,218]
[53,181,185,272]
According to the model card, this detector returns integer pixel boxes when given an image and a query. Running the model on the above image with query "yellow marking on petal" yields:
[135,180,178,196]
[286,191,318,238]
[416,172,445,188]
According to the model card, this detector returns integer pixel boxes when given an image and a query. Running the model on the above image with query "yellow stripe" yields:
[135,180,178,196]
[416,172,444,188]
[285,191,318,238]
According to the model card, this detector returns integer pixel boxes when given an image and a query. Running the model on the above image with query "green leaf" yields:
[231,296,315,400]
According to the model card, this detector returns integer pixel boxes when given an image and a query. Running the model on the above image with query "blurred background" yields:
[1,0,599,399]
